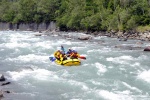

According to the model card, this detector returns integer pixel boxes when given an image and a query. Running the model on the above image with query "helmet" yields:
[68,48,72,51]
[73,50,77,53]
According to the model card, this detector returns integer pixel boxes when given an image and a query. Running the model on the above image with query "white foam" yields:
[68,80,89,91]
[97,90,133,100]
[0,49,4,51]
[71,46,86,50]
[33,69,58,80]
[95,62,107,75]
[63,41,72,45]
[7,54,49,63]
[138,55,148,60]
[9,33,33,42]
[90,80,105,86]
[87,49,101,53]
[34,41,54,49]
[49,40,69,47]
[56,40,67,44]
[107,55,134,64]
[130,62,140,67]
[7,68,55,81]
[0,31,42,49]
[7,69,34,81]
[93,36,105,39]
[9,42,30,48]
[122,82,141,93]
[137,70,150,83]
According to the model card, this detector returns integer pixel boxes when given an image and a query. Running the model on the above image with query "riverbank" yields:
[36,28,150,42]
[33,29,150,51]
[80,30,150,42]
[0,22,150,41]
[0,22,57,32]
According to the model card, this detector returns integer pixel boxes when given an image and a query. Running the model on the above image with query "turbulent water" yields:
[0,31,150,100]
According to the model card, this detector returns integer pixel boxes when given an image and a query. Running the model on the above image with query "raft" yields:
[55,58,81,66]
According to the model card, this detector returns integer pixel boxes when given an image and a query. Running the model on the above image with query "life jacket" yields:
[66,50,72,55]
[54,51,61,59]
[66,49,77,57]
[70,52,80,59]
[60,53,67,61]
[54,50,67,61]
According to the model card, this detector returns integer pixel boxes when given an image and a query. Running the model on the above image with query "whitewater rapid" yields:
[0,31,150,100]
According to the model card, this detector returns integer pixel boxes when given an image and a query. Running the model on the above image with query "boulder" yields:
[144,46,150,51]
[1,82,11,86]
[119,38,128,41]
[78,36,91,40]
[34,33,42,36]
[0,74,5,82]
[4,90,11,93]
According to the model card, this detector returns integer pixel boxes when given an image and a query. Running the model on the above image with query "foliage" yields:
[0,0,149,31]
[136,25,150,32]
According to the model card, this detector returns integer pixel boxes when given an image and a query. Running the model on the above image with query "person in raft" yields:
[66,49,80,59]
[54,50,67,61]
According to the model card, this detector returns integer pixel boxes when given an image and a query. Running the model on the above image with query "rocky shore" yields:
[0,74,11,100]
[1,22,150,42]
[99,30,150,41]
[90,30,150,51]
[33,29,150,51]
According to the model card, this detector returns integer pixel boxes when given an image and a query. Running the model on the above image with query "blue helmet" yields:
[72,50,77,53]
[68,48,72,51]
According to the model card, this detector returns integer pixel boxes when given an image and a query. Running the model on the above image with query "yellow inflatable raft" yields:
[55,58,81,66]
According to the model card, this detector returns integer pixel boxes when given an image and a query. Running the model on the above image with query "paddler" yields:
[54,50,61,60]
[66,48,73,57]
[66,49,80,59]
[60,51,67,61]
[54,50,67,61]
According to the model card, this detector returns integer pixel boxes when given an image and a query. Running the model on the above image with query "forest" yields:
[0,0,150,32]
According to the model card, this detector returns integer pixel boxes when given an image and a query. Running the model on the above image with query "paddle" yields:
[61,45,65,54]
[61,45,69,58]
[78,56,86,60]
[49,57,56,62]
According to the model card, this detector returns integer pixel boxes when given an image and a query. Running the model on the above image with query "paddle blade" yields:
[49,57,56,62]
[61,45,65,53]
[78,56,86,59]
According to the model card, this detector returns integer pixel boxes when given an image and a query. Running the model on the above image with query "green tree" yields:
[19,0,37,23]
[36,0,60,23]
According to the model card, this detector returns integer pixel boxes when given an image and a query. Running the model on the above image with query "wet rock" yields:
[0,91,3,98]
[78,36,91,40]
[119,38,128,41]
[144,46,150,51]
[1,82,11,86]
[115,45,142,50]
[0,74,5,82]
[34,33,42,36]
[4,90,11,93]
[136,42,143,45]
[39,31,42,33]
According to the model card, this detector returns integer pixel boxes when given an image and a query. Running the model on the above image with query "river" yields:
[0,30,150,100]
